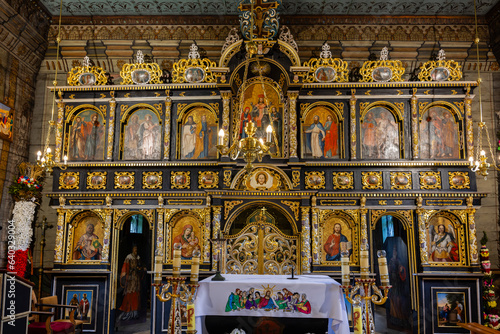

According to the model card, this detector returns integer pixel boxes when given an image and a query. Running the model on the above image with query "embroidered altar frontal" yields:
[195,274,350,334]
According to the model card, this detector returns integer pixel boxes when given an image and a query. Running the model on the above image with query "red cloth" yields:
[29,321,74,334]
[324,122,338,156]
[119,291,140,312]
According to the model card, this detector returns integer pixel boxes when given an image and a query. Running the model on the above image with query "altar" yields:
[195,274,350,334]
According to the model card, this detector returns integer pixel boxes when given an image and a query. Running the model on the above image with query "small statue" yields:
[106,195,112,207]
[105,72,114,85]
[158,195,164,207]
[360,196,366,208]
[416,195,423,208]
[311,195,317,207]
[467,196,473,208]
[59,196,66,207]
[206,195,211,207]
[161,69,172,83]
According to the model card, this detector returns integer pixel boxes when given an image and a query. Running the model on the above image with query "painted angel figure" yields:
[429,223,459,262]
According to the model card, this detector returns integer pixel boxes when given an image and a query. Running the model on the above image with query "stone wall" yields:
[0,0,50,268]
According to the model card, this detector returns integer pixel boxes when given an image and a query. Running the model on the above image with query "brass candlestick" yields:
[35,217,53,299]
[154,278,199,334]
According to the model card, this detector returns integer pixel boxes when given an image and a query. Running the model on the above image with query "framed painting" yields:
[361,171,382,190]
[171,171,190,189]
[0,102,13,142]
[122,109,161,160]
[245,168,280,191]
[420,171,441,190]
[390,172,412,190]
[87,172,106,190]
[421,279,479,334]
[70,214,104,262]
[239,80,283,156]
[320,216,353,263]
[143,171,162,189]
[426,214,462,265]
[305,171,325,189]
[302,106,340,159]
[63,286,97,325]
[198,171,219,189]
[67,110,105,161]
[59,172,79,190]
[170,213,201,260]
[448,172,470,190]
[361,108,399,159]
[419,107,460,159]
[333,172,354,190]
[179,107,217,160]
[315,66,336,83]
[114,172,135,189]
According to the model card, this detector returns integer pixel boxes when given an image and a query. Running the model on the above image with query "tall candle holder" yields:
[210,233,226,281]
[340,248,392,334]
[153,247,201,334]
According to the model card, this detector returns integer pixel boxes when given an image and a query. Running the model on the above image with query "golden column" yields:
[350,89,357,159]
[288,91,299,159]
[411,88,419,159]
[54,91,65,162]
[221,91,232,148]
[301,206,311,273]
[106,91,116,160]
[164,90,172,160]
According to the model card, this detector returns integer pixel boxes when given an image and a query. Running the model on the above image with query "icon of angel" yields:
[429,221,459,262]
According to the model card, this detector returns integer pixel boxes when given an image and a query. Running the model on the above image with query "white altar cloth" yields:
[195,274,349,334]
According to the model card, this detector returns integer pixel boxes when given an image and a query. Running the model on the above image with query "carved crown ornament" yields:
[67,56,107,86]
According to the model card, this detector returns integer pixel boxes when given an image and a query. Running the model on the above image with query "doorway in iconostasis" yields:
[372,214,412,333]
[224,203,298,275]
[114,213,152,333]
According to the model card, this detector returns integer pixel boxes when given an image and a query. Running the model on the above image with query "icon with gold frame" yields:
[448,172,470,190]
[114,172,135,189]
[59,172,80,190]
[419,171,441,190]
[361,171,383,190]
[418,49,462,82]
[359,47,405,82]
[67,56,107,86]
[198,171,218,189]
[171,171,190,189]
[87,172,106,190]
[390,172,412,190]
[305,171,325,189]
[143,171,162,189]
[333,172,354,190]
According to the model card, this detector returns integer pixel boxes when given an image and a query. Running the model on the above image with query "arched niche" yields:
[177,103,219,160]
[418,102,463,159]
[301,102,345,159]
[119,104,162,160]
[359,102,404,159]
[64,104,106,161]
[425,210,466,266]
[67,210,105,263]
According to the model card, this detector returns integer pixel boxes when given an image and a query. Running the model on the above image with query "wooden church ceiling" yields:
[39,0,498,17]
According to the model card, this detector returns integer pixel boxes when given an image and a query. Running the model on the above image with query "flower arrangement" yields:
[8,162,44,203]
[480,232,499,329]
[7,162,44,278]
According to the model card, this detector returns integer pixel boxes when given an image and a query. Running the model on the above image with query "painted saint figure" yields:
[323,223,348,261]
[182,116,197,158]
[173,224,199,259]
[240,107,252,138]
[138,114,159,159]
[73,223,102,260]
[123,114,140,159]
[118,245,143,321]
[80,293,90,320]
[362,112,377,158]
[323,115,338,157]
[196,115,212,158]
[71,116,86,159]
[84,114,101,160]
[430,224,458,262]
[304,115,325,158]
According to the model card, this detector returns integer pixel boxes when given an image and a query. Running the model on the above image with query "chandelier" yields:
[468,0,496,179]
[215,0,276,172]
[36,0,68,174]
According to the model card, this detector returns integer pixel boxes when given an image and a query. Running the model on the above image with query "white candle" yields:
[173,244,181,277]
[353,300,362,334]
[154,255,162,283]
[218,128,224,145]
[266,125,273,142]
[186,303,195,330]
[190,252,200,283]
[377,250,389,286]
[341,252,350,286]
[360,249,369,279]
[63,155,68,164]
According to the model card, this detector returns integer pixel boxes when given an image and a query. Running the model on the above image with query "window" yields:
[129,214,143,234]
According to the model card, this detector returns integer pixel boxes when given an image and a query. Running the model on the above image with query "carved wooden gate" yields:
[225,219,299,275]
